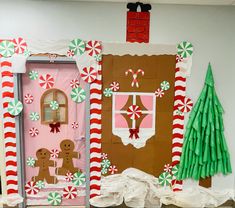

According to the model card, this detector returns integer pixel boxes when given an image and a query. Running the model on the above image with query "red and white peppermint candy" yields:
[63,186,78,199]
[110,82,120,92]
[81,67,97,83]
[109,165,118,175]
[155,88,165,98]
[164,164,172,173]
[12,37,27,54]
[71,122,79,129]
[39,74,54,89]
[67,49,75,57]
[70,79,80,88]
[176,54,183,63]
[65,172,74,182]
[25,181,39,195]
[50,149,59,158]
[29,127,39,137]
[101,153,108,160]
[24,93,34,104]
[85,40,102,57]
[127,105,142,120]
[177,97,193,113]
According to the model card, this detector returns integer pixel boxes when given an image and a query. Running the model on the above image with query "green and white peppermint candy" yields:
[26,157,35,167]
[28,70,38,80]
[70,87,86,103]
[24,49,31,57]
[50,100,59,110]
[171,164,179,178]
[30,112,40,121]
[103,88,113,97]
[101,159,111,169]
[94,54,102,62]
[0,40,15,58]
[101,167,108,175]
[47,192,62,206]
[160,81,170,91]
[7,99,23,116]
[36,180,45,189]
[72,172,86,186]
[69,38,86,56]
[158,172,172,186]
[177,41,193,58]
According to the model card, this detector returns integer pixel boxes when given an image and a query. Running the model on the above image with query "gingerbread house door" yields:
[22,62,87,206]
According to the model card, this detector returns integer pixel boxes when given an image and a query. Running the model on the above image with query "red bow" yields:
[49,122,60,133]
[129,127,139,139]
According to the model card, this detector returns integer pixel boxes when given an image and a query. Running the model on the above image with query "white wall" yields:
[0,0,234,190]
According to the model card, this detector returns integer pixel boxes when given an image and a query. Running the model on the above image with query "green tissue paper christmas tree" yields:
[177,63,232,180]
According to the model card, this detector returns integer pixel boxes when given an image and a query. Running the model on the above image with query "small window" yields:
[40,88,68,124]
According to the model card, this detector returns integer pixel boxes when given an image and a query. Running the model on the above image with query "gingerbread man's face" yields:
[60,139,75,152]
[36,148,51,160]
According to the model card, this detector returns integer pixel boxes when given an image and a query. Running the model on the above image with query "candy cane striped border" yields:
[0,58,19,195]
[171,66,186,191]
[89,61,102,198]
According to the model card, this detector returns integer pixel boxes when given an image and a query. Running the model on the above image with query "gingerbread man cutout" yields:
[32,148,58,184]
[56,139,80,175]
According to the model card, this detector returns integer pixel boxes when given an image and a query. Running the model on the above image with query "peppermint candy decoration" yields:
[103,88,113,97]
[48,192,62,206]
[0,40,14,58]
[81,67,97,83]
[86,40,102,57]
[25,181,39,195]
[127,105,142,120]
[65,172,74,182]
[94,54,102,62]
[50,100,59,110]
[163,164,172,173]
[26,157,35,167]
[160,81,170,91]
[50,149,59,158]
[7,99,23,116]
[177,97,193,113]
[24,49,31,57]
[29,127,39,137]
[71,122,79,129]
[110,82,120,92]
[67,49,75,57]
[101,153,108,160]
[35,180,45,189]
[63,186,78,200]
[158,172,172,186]
[171,164,179,177]
[177,41,193,58]
[101,159,111,169]
[155,88,164,98]
[12,37,27,54]
[39,74,54,89]
[109,165,118,175]
[175,109,183,116]
[70,79,80,88]
[28,70,38,80]
[101,168,108,175]
[30,112,40,121]
[72,172,86,186]
[24,93,34,104]
[176,54,183,63]
[70,87,86,103]
[69,38,86,56]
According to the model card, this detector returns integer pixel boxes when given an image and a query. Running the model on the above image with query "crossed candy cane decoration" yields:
[125,69,144,88]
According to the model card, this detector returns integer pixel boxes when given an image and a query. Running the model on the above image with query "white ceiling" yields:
[53,0,235,6]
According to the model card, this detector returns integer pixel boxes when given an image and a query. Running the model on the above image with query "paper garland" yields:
[177,41,193,58]
[86,40,102,57]
[158,172,172,186]
[177,97,193,113]
[39,74,54,89]
[160,81,170,91]
[50,100,59,110]
[25,181,39,195]
[35,180,45,189]
[70,79,80,88]
[63,186,78,199]
[7,99,23,116]
[12,37,27,54]
[0,40,15,58]
[70,87,86,103]
[103,88,113,97]
[29,127,39,137]
[127,105,142,120]
[28,70,39,80]
[81,67,97,83]
[155,88,164,98]
[110,82,120,92]
[72,172,86,186]
[48,192,62,205]
[26,157,35,167]
[69,38,86,56]
[24,93,34,104]
[65,172,74,182]
[30,112,40,121]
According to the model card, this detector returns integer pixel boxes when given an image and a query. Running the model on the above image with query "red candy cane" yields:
[125,69,144,88]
